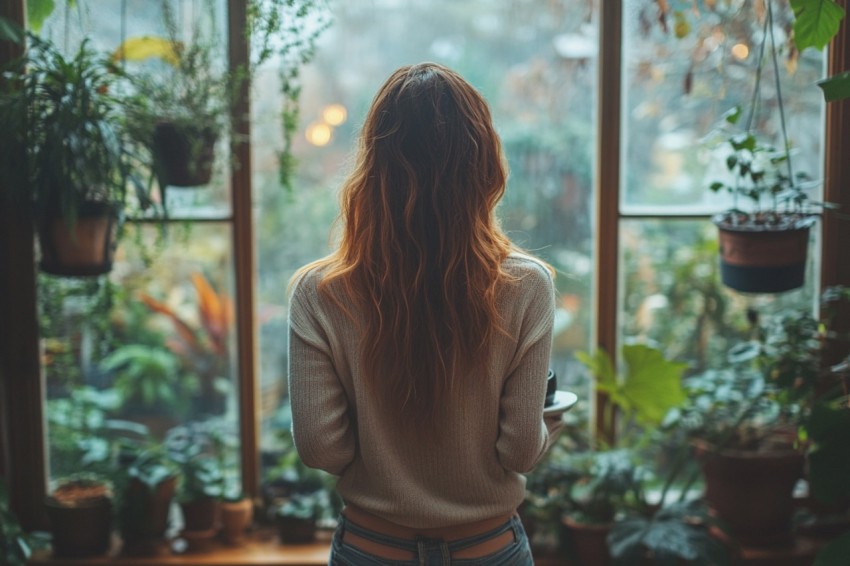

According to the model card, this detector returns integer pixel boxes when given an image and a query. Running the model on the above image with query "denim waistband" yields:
[337,514,521,553]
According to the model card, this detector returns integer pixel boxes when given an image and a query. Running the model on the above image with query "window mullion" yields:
[227,0,260,500]
[593,0,623,444]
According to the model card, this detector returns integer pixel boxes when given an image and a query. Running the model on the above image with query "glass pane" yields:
[41,223,241,493]
[621,0,824,212]
[256,0,599,468]
[619,219,819,372]
[36,0,233,217]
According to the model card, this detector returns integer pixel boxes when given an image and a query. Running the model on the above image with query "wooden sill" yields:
[29,529,331,566]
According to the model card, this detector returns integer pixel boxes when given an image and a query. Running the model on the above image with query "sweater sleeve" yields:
[496,265,557,473]
[288,273,355,476]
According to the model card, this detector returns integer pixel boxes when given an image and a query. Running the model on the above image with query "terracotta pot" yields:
[693,440,805,547]
[45,481,112,558]
[181,497,220,532]
[562,516,611,566]
[119,474,178,555]
[38,201,118,277]
[713,215,815,294]
[153,121,217,188]
[220,498,253,545]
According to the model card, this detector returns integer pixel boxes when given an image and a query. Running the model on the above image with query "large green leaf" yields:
[26,0,55,33]
[619,344,688,426]
[791,0,846,52]
[577,345,687,427]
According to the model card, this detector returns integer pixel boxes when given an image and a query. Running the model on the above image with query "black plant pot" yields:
[153,121,217,188]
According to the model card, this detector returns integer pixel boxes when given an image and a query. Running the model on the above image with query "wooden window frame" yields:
[2,0,849,541]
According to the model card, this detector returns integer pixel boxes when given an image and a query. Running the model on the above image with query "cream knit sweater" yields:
[288,253,562,528]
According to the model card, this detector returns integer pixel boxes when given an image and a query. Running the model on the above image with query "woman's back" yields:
[289,253,555,528]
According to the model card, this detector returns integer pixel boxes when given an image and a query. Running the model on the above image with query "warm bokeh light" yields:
[305,122,332,146]
[323,104,348,126]
[731,43,749,60]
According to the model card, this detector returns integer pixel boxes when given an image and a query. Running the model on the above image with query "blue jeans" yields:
[329,514,534,566]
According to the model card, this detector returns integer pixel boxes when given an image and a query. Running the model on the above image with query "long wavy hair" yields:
[296,63,523,430]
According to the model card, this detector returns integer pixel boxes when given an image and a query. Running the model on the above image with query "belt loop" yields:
[417,539,426,566]
[440,540,451,565]
[510,515,521,543]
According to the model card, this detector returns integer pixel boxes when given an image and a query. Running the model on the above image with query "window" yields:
[618,0,825,373]
[253,0,600,474]
[1,0,848,543]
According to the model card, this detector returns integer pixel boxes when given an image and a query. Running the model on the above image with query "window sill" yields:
[29,529,332,566]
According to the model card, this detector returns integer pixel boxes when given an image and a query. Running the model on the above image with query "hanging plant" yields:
[0,33,144,276]
[706,1,845,294]
[114,0,330,196]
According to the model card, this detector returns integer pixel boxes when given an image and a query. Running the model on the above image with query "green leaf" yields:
[818,71,850,102]
[576,349,617,394]
[791,0,845,52]
[815,530,850,566]
[722,106,741,125]
[26,0,56,33]
[619,345,688,426]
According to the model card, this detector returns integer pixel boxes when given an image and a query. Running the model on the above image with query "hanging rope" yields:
[745,0,794,188]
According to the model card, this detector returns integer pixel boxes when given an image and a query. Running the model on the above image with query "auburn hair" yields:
[294,63,532,431]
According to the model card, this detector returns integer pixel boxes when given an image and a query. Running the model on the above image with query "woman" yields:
[289,62,564,565]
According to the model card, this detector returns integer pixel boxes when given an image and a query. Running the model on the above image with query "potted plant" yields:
[275,491,328,544]
[607,498,729,566]
[119,1,228,189]
[116,447,179,556]
[0,34,137,276]
[100,343,199,435]
[705,0,840,294]
[558,450,651,566]
[219,490,253,546]
[677,345,808,547]
[116,0,329,193]
[164,423,224,548]
[44,475,112,558]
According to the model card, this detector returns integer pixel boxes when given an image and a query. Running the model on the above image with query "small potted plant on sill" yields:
[44,475,113,558]
[220,489,253,546]
[164,423,225,552]
[0,33,140,277]
[116,446,179,557]
[275,491,328,545]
